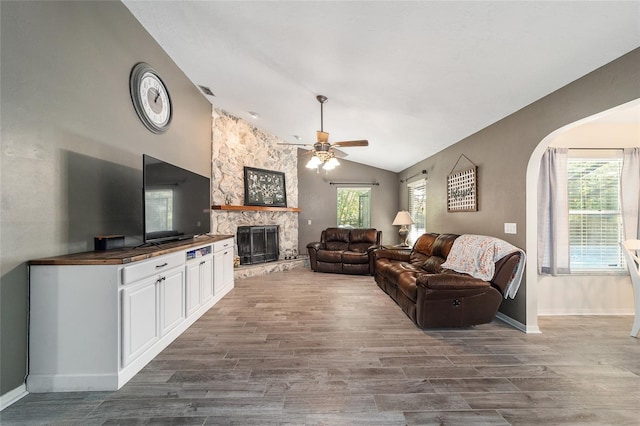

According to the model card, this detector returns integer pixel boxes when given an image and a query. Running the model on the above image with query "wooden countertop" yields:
[29,235,234,266]
[212,205,301,213]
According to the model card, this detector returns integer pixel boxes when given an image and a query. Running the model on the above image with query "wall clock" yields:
[129,62,172,134]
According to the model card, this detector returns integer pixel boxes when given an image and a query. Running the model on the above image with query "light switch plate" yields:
[504,223,517,234]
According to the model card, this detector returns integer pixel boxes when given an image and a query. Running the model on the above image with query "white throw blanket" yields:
[440,234,526,299]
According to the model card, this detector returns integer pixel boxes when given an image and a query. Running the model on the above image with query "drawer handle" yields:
[200,261,206,265]
[155,262,168,269]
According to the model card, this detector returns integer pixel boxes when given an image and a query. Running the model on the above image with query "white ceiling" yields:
[123,1,640,172]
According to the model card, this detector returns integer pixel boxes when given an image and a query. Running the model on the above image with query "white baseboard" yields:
[0,384,28,411]
[495,312,541,334]
[537,310,634,316]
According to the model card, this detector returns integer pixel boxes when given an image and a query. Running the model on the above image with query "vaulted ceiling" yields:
[123,1,640,172]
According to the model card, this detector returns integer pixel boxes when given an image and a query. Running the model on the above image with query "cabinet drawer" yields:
[213,238,233,253]
[122,252,184,285]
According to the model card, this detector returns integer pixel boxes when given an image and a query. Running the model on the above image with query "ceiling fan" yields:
[280,95,368,170]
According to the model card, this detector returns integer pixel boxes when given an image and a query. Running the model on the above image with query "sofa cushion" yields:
[324,228,350,251]
[421,256,446,274]
[381,261,421,282]
[348,229,378,253]
[433,233,460,258]
[408,233,459,272]
[417,273,490,290]
[342,251,370,264]
[317,250,344,263]
[397,272,418,302]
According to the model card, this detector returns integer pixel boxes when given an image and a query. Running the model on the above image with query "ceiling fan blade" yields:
[332,148,349,158]
[277,142,315,147]
[332,139,369,147]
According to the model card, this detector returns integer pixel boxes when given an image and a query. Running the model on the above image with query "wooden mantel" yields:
[212,205,301,213]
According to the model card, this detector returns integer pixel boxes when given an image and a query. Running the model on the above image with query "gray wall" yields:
[397,48,640,325]
[0,1,212,395]
[298,149,399,250]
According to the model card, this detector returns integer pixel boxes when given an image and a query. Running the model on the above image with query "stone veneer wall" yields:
[211,108,298,258]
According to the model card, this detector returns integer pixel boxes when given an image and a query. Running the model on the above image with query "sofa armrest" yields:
[306,242,323,271]
[416,273,490,290]
[306,242,323,251]
[374,248,411,262]
[367,244,382,253]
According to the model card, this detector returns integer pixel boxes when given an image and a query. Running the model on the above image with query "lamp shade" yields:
[392,210,414,226]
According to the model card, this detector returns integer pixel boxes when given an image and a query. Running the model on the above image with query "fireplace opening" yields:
[237,225,279,265]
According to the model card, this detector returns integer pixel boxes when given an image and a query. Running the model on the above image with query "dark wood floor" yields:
[3,269,639,425]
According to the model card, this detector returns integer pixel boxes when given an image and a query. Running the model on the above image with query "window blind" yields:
[567,155,624,272]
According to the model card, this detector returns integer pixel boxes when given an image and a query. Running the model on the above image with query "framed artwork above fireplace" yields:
[243,166,287,207]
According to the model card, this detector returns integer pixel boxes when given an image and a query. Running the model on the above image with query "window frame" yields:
[567,149,625,274]
[336,187,371,228]
[407,179,427,245]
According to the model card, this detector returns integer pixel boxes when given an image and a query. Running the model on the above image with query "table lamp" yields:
[392,210,415,246]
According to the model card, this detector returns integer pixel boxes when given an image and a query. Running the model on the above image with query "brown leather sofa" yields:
[374,233,522,328]
[307,228,382,275]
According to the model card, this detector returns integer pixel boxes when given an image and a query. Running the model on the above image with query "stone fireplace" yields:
[237,225,279,265]
[210,109,298,259]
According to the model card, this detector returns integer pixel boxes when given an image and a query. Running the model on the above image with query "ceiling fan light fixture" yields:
[323,157,340,170]
[306,155,322,168]
[317,131,330,143]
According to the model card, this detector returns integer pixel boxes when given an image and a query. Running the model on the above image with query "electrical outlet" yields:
[504,223,517,234]
[308,219,312,225]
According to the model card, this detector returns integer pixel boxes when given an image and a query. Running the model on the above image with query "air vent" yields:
[198,85,215,96]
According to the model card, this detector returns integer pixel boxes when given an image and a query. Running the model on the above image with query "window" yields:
[568,151,624,272]
[145,189,174,233]
[337,188,371,228]
[408,180,426,244]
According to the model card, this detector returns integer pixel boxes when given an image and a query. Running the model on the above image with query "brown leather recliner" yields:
[374,233,522,328]
[307,228,382,275]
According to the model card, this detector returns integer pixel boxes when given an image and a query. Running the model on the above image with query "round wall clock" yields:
[129,62,172,134]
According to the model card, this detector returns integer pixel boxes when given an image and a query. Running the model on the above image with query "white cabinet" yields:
[27,235,234,393]
[121,252,185,367]
[186,261,202,316]
[200,256,214,303]
[185,246,213,316]
[213,238,234,295]
[159,266,186,336]
[122,276,159,367]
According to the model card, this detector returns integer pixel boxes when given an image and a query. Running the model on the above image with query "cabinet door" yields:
[185,262,201,316]
[222,248,234,288]
[214,251,224,295]
[200,257,214,304]
[160,267,185,336]
[122,277,159,366]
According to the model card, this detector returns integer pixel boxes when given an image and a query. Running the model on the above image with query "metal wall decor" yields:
[447,155,477,212]
[243,166,287,207]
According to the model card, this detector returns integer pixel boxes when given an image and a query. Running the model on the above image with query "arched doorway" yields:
[525,99,640,332]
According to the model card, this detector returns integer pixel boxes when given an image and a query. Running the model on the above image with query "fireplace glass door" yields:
[237,225,279,265]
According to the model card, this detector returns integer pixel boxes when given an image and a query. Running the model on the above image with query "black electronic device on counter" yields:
[94,235,125,251]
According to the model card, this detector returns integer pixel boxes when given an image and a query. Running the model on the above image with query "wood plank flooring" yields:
[3,269,639,425]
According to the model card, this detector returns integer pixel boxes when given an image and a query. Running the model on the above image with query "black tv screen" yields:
[143,154,211,243]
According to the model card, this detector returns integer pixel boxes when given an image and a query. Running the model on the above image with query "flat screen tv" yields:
[143,154,211,243]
